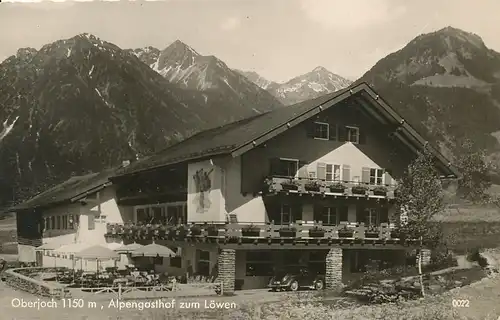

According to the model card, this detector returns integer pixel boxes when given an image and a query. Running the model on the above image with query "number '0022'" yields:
[452,299,470,308]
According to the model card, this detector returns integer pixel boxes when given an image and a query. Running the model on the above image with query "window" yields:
[363,208,378,226]
[326,164,341,181]
[151,206,164,223]
[272,158,299,177]
[284,251,304,266]
[322,207,338,226]
[136,207,152,223]
[346,126,359,144]
[50,216,55,230]
[153,256,163,265]
[370,168,384,185]
[170,256,182,268]
[246,251,273,276]
[166,205,186,225]
[62,216,67,229]
[281,204,292,224]
[56,216,61,229]
[314,206,338,225]
[197,250,211,276]
[313,122,329,140]
[309,250,328,275]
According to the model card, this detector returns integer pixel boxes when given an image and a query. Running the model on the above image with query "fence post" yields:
[118,283,122,300]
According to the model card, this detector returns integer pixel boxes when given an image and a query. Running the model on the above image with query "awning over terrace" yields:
[115,242,144,253]
[75,245,119,260]
[130,243,177,258]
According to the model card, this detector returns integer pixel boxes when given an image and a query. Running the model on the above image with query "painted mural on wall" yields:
[192,168,214,213]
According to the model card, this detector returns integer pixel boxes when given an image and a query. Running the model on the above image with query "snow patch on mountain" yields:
[0,116,19,141]
[238,66,352,105]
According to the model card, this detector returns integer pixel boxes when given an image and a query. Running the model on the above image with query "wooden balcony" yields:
[105,221,421,248]
[262,176,398,199]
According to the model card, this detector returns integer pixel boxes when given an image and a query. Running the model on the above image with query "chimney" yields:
[122,160,131,167]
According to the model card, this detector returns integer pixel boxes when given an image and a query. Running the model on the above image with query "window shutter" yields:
[297,161,309,179]
[384,171,392,186]
[339,206,348,222]
[317,162,326,180]
[306,121,316,138]
[342,164,350,182]
[328,124,338,141]
[379,207,389,223]
[358,129,366,144]
[361,167,370,184]
[269,158,281,176]
[338,125,346,142]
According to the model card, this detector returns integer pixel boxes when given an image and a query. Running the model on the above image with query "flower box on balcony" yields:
[309,227,325,238]
[178,226,188,239]
[328,183,346,193]
[338,227,354,238]
[117,225,125,234]
[372,186,388,196]
[168,226,188,240]
[190,225,202,236]
[365,227,380,238]
[281,179,299,191]
[390,230,405,240]
[207,225,219,236]
[241,225,261,237]
[279,226,297,237]
[304,181,322,192]
[352,185,368,195]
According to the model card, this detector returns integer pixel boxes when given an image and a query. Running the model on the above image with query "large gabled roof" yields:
[8,167,119,212]
[114,82,460,179]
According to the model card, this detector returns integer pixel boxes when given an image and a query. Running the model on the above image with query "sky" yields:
[1,0,499,82]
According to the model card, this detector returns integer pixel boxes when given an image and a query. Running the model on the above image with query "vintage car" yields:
[268,267,325,291]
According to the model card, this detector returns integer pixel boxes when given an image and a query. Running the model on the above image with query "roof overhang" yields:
[8,181,113,213]
[111,151,231,180]
[230,82,460,179]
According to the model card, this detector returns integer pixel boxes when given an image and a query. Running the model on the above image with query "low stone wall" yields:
[2,267,70,298]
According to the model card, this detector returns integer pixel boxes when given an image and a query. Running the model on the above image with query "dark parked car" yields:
[268,267,325,291]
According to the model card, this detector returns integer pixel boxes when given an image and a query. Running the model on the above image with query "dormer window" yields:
[313,122,329,140]
[346,126,359,144]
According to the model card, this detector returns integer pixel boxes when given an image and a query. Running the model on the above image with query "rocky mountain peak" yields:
[362,26,500,87]
[163,39,200,58]
[15,48,38,59]
[238,66,352,105]
[312,66,328,73]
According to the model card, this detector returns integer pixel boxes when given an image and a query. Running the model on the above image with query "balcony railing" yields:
[262,176,398,199]
[105,221,417,246]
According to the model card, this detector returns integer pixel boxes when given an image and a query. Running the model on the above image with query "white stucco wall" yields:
[215,142,397,224]
[19,185,132,264]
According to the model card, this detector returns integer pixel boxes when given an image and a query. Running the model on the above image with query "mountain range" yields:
[237,67,352,105]
[357,27,500,168]
[0,34,281,207]
[2,26,500,208]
